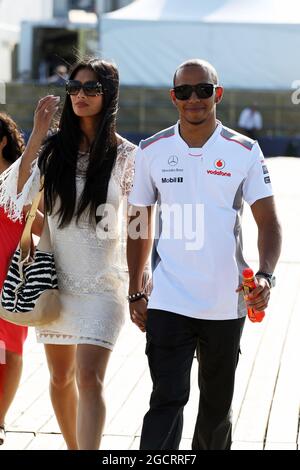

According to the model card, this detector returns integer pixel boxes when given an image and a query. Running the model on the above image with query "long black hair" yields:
[0,113,25,163]
[39,58,119,228]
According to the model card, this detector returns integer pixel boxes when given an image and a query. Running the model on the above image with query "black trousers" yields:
[140,309,245,450]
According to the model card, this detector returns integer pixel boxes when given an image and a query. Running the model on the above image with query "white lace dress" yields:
[0,140,136,349]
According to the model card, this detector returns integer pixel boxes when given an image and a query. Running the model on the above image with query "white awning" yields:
[101,0,300,88]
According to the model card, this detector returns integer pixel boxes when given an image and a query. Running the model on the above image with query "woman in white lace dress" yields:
[0,59,136,449]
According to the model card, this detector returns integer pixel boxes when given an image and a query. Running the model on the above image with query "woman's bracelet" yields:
[127,291,148,303]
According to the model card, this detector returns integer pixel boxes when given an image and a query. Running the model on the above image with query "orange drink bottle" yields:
[242,268,265,323]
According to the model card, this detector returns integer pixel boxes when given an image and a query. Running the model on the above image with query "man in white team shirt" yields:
[127,59,282,450]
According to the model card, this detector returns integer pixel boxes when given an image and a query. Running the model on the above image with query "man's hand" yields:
[236,277,271,311]
[245,277,270,311]
[129,298,148,332]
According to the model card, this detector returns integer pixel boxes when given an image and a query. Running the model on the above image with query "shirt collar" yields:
[174,120,222,155]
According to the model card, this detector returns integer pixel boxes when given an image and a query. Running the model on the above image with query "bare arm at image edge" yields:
[127,205,154,332]
[0,96,59,221]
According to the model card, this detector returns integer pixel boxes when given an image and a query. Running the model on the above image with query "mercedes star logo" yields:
[168,155,179,166]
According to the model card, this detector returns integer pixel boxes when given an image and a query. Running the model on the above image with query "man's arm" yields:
[127,206,154,332]
[247,195,282,311]
[251,195,282,273]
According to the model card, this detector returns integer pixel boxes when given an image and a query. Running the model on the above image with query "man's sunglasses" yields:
[173,83,218,100]
[66,80,103,96]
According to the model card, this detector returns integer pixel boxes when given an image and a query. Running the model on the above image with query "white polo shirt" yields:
[128,121,273,320]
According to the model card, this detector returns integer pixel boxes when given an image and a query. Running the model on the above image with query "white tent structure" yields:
[0,0,53,81]
[101,0,300,88]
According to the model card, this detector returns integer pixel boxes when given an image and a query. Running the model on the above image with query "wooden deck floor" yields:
[1,157,299,451]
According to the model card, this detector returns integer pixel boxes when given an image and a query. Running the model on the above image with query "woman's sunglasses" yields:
[173,83,218,100]
[66,80,103,96]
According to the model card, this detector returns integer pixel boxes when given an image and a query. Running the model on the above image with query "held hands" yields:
[33,95,60,140]
[129,298,148,333]
[236,277,271,311]
[129,271,152,333]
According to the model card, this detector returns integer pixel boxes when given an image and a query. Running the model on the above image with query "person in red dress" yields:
[0,113,42,446]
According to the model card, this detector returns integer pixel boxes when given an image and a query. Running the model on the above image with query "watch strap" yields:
[255,271,275,288]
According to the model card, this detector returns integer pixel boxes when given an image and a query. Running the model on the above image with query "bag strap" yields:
[20,177,44,260]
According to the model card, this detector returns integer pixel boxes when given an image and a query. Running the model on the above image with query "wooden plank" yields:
[105,346,148,428]
[0,432,35,450]
[25,433,65,450]
[101,435,134,450]
[59,440,67,450]
[105,333,144,387]
[232,263,288,431]
[112,319,145,358]
[231,441,264,450]
[10,389,54,433]
[233,264,299,443]
[129,436,140,450]
[265,286,300,445]
[104,320,145,390]
[38,415,61,434]
[19,354,44,386]
[5,332,48,426]
[179,438,192,450]
[5,367,49,428]
[105,369,151,436]
[265,442,297,450]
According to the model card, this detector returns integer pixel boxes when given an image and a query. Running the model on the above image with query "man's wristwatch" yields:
[255,271,276,289]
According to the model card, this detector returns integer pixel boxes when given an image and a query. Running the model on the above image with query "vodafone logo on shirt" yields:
[214,159,225,170]
[207,159,231,177]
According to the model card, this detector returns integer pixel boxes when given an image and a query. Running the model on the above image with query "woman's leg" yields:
[0,350,23,439]
[76,344,111,450]
[44,344,78,450]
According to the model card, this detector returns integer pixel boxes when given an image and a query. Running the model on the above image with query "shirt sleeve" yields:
[128,145,157,206]
[0,157,40,222]
[243,142,273,206]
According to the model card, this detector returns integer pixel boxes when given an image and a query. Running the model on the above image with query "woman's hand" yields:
[17,97,60,194]
[32,95,60,140]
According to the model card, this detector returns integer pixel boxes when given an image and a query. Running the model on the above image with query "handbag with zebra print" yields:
[0,181,61,327]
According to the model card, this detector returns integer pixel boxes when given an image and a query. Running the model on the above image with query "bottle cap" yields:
[243,268,254,279]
